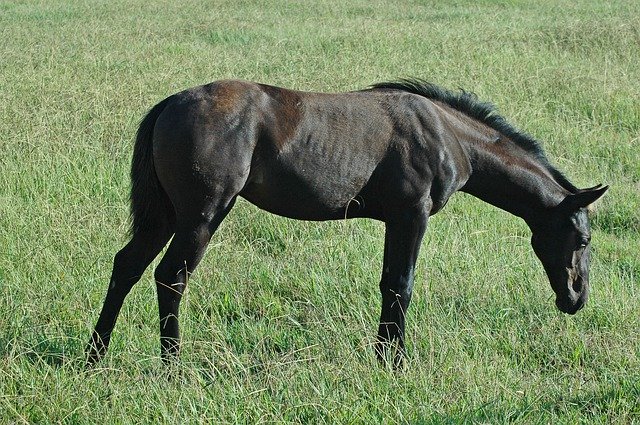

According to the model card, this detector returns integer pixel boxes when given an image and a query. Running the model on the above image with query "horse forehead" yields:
[570,209,590,231]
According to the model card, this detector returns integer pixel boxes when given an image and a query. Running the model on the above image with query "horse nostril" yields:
[572,279,583,293]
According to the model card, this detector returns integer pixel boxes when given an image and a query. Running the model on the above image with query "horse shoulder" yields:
[389,94,472,214]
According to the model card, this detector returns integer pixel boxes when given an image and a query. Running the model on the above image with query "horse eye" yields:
[577,237,590,248]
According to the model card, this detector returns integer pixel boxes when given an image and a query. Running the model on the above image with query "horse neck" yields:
[459,133,570,227]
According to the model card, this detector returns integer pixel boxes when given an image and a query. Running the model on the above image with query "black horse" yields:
[87,79,608,366]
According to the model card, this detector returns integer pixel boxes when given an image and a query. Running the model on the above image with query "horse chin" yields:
[550,268,588,315]
[555,295,584,315]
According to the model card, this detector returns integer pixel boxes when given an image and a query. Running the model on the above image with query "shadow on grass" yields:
[23,334,84,368]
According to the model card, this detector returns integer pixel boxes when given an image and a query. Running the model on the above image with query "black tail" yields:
[130,96,176,237]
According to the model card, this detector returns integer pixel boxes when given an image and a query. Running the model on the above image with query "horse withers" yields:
[86,79,608,366]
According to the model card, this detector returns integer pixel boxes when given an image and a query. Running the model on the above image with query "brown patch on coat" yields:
[208,80,246,114]
[258,84,303,151]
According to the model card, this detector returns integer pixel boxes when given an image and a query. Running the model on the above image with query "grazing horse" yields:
[86,79,608,366]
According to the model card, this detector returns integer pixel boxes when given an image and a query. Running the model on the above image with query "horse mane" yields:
[370,79,579,193]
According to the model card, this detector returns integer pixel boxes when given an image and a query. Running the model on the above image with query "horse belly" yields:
[240,155,374,221]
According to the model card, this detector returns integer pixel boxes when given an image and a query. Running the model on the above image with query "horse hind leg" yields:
[152,196,237,362]
[86,223,174,365]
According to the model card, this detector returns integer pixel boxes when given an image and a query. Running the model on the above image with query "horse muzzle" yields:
[555,273,589,315]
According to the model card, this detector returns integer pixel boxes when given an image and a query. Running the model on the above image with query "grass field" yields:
[1,0,639,422]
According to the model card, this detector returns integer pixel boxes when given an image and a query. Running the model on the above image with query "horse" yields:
[86,79,608,366]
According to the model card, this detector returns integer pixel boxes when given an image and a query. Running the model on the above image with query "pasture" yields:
[1,0,638,422]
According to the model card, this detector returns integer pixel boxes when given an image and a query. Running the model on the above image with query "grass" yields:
[1,0,639,422]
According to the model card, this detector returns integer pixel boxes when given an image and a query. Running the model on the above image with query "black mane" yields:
[371,79,578,193]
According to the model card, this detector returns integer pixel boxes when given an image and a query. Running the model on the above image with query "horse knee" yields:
[380,276,414,304]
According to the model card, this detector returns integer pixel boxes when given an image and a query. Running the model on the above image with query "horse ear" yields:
[580,184,603,191]
[562,185,609,211]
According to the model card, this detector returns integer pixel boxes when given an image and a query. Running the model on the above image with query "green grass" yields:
[1,0,639,422]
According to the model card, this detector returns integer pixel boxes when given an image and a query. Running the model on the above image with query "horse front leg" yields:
[375,208,428,368]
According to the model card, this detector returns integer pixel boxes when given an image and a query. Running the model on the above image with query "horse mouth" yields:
[555,296,584,315]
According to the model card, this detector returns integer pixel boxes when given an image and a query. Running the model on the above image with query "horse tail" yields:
[129,96,175,237]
